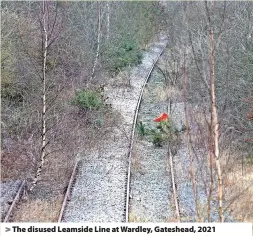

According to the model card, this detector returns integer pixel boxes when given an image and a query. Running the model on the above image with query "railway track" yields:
[127,59,184,222]
[58,161,80,222]
[1,180,26,222]
[2,37,183,223]
[1,37,234,224]
[59,38,221,222]
[125,40,168,222]
[59,36,170,222]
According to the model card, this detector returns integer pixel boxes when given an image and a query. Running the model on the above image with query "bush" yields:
[136,119,184,147]
[104,39,143,74]
[72,90,103,110]
[151,131,164,147]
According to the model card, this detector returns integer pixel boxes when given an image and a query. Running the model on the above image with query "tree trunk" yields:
[183,51,200,221]
[89,1,101,86]
[210,23,223,222]
[106,2,110,40]
[207,117,214,221]
[30,0,48,192]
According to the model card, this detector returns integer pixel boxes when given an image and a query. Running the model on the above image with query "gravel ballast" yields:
[62,37,168,222]
[129,56,223,222]
[130,69,173,222]
[1,180,22,221]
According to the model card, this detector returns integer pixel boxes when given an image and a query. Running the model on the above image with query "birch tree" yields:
[89,1,101,85]
[29,0,48,192]
[205,0,223,222]
[29,1,63,192]
[106,2,110,40]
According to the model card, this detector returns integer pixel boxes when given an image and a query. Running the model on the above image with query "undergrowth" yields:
[104,39,143,75]
[137,120,185,147]
[72,90,103,111]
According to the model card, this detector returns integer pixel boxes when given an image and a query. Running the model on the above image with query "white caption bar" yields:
[1,223,252,236]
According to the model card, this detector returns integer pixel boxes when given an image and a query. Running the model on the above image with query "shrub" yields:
[72,90,102,110]
[151,131,164,147]
[104,39,143,74]
[138,117,184,147]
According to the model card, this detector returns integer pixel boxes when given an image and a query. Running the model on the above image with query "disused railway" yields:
[2,37,181,223]
[58,37,179,222]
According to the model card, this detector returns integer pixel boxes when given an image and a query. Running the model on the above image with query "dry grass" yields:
[224,164,253,222]
[11,197,63,222]
[109,69,132,88]
[2,81,122,222]
[129,212,149,222]
[132,153,142,172]
[150,85,182,103]
[1,151,34,181]
[128,212,138,222]
[167,217,181,222]
[132,158,142,173]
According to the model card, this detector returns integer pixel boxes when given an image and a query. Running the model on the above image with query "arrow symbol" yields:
[5,227,11,232]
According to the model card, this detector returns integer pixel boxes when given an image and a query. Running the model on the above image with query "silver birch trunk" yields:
[106,2,110,40]
[210,23,223,222]
[89,1,101,86]
[30,1,48,192]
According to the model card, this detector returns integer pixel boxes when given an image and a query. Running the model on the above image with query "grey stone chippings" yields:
[129,64,173,222]
[62,36,168,222]
[169,102,208,221]
[1,180,22,221]
[169,102,232,222]
[129,63,226,222]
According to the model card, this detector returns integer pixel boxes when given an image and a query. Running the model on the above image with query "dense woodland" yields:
[1,1,253,222]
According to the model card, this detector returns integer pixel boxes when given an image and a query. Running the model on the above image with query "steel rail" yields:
[58,160,80,222]
[125,39,168,222]
[56,39,168,223]
[3,180,26,222]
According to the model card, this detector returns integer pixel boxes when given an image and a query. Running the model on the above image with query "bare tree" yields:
[89,1,101,85]
[183,50,201,221]
[205,0,223,222]
[106,2,110,40]
[29,0,49,192]
[29,1,64,192]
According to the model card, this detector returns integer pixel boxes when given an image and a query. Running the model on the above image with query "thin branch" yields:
[189,31,210,92]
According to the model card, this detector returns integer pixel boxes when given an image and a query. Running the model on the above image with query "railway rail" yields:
[127,57,184,222]
[58,161,80,222]
[58,36,181,223]
[125,39,168,222]
[2,180,26,222]
[2,37,182,223]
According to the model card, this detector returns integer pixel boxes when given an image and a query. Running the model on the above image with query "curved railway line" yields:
[2,37,185,223]
[124,39,169,222]
[58,36,184,222]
